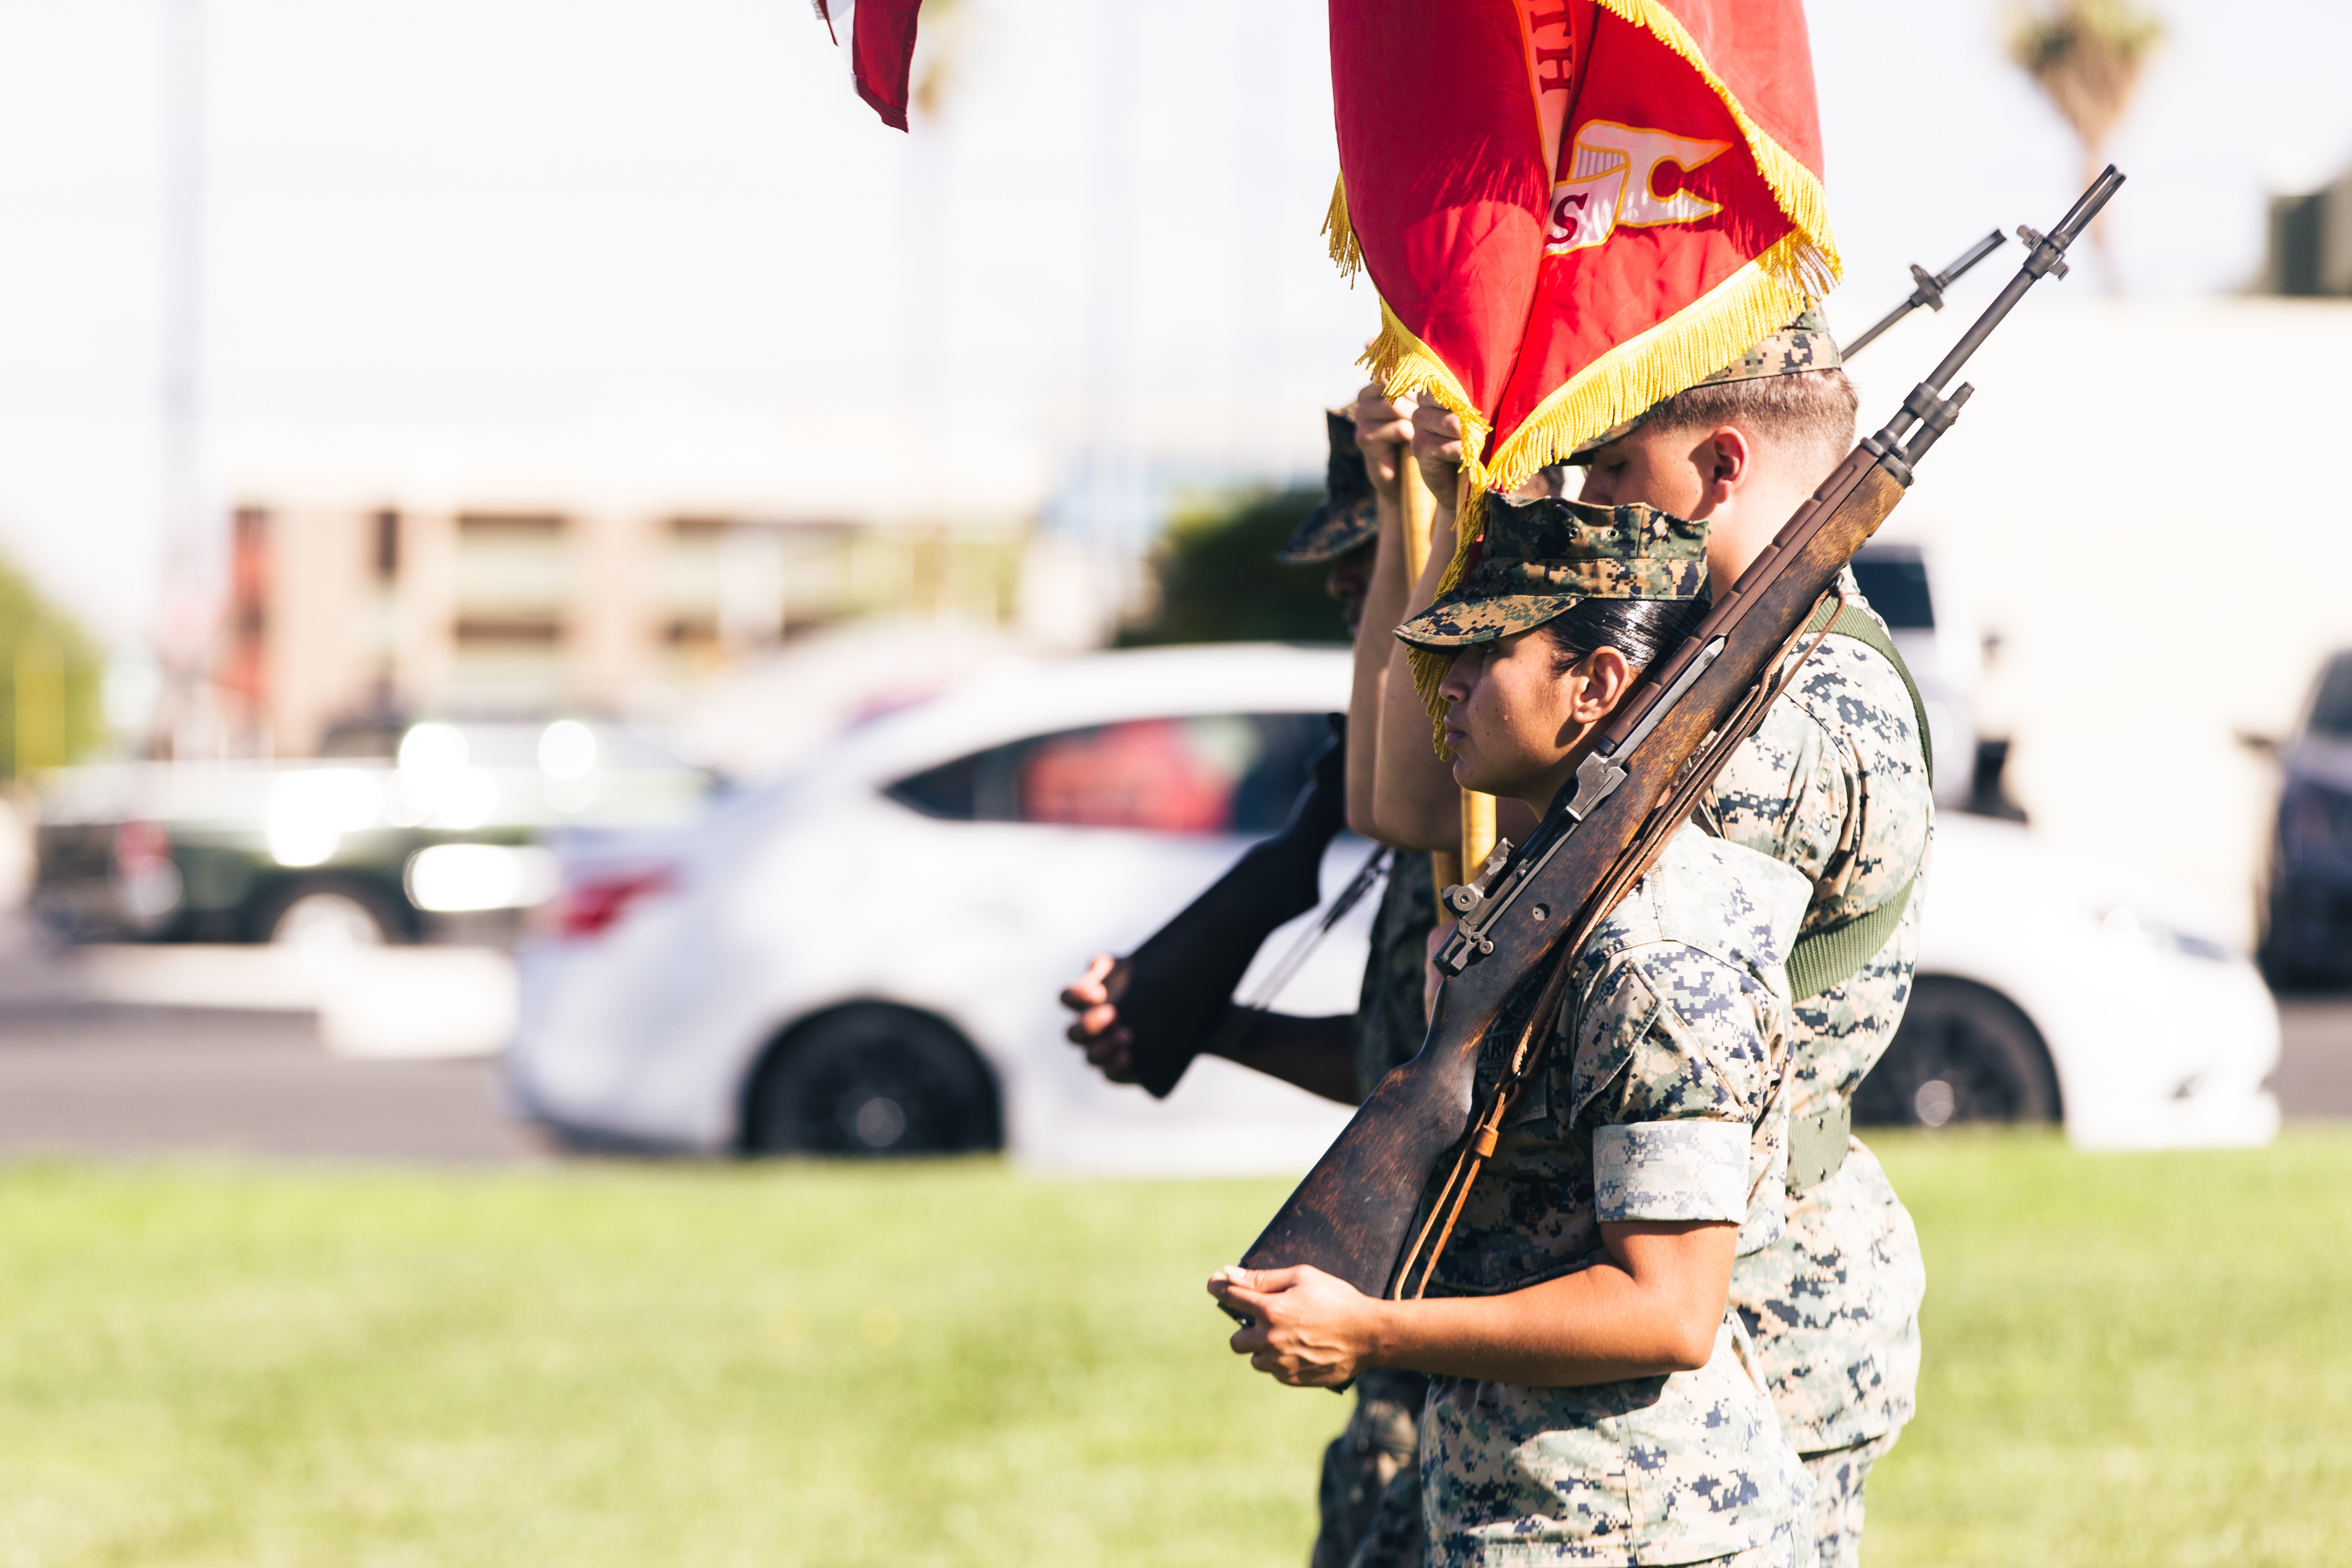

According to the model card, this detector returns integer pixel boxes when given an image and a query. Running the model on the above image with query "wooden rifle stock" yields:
[1118,721,1349,1099]
[1235,167,2127,1299]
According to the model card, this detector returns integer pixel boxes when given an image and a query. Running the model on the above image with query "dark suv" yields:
[2259,652,2352,985]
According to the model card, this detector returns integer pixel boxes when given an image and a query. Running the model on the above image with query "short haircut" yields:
[1637,368,1857,474]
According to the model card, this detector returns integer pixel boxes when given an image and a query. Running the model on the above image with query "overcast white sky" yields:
[0,0,2347,647]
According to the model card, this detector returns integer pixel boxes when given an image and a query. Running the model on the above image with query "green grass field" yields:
[0,1131,2345,1566]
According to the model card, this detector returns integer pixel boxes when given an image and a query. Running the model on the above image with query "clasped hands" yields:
[1209,1263,1386,1388]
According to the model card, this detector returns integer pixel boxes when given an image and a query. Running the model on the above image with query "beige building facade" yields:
[221,504,1023,757]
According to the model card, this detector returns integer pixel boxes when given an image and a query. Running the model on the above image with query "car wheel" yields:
[1854,976,2060,1128]
[265,885,398,949]
[745,1006,1001,1158]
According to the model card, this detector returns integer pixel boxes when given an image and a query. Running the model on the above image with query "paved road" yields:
[0,919,548,1163]
[2272,998,2352,1119]
[1,915,2350,1162]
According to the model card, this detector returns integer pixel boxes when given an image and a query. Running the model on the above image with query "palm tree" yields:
[2007,0,2163,289]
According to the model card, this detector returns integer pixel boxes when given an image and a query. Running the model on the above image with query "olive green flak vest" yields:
[1777,597,1932,1001]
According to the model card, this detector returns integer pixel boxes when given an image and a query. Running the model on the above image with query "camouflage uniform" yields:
[1705,583,1932,1568]
[1315,851,1438,1568]
[1556,304,1926,1567]
[1415,828,1816,1567]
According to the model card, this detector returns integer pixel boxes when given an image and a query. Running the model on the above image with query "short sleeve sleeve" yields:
[1572,949,1779,1225]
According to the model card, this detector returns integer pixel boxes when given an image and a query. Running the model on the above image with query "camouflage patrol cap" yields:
[1569,305,1842,461]
[1393,496,1708,649]
[1275,409,1380,565]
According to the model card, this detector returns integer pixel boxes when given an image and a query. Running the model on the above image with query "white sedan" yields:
[1890,813,2278,1148]
[505,644,2279,1169]
[509,645,1372,1174]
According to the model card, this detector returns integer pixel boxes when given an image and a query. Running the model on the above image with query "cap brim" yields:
[1394,590,1586,649]
[1275,501,1378,565]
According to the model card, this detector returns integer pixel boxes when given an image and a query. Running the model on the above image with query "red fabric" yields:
[1651,0,1823,180]
[1330,0,1552,418]
[824,0,922,132]
[1332,0,1825,464]
[1492,11,1795,443]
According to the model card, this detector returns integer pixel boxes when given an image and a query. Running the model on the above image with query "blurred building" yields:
[2264,161,2352,296]
[215,504,1024,757]
[1843,294,2352,947]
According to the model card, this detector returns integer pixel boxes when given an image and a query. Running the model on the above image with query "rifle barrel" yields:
[1232,167,2130,1307]
[1917,167,2124,399]
[1839,227,2009,359]
[1937,229,2008,288]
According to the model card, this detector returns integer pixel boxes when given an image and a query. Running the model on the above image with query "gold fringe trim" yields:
[1595,0,1843,291]
[1324,174,1362,282]
[1486,232,1815,491]
[1360,297,1491,463]
[1405,483,1490,756]
[1358,299,1498,758]
[1380,1,1847,747]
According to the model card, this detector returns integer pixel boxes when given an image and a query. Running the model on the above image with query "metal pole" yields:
[156,0,208,757]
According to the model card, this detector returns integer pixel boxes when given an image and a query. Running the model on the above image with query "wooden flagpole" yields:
[1451,467,1497,882]
[1399,460,1496,897]
[1396,460,1459,897]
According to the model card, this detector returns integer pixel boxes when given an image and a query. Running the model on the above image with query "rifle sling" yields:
[1779,595,1934,1000]
[1396,593,1853,1298]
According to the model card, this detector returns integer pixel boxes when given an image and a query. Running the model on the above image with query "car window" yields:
[1850,553,1933,630]
[2310,656,2352,739]
[885,713,1331,833]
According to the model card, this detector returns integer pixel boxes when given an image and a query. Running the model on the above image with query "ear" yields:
[1699,426,1753,510]
[1568,646,1637,724]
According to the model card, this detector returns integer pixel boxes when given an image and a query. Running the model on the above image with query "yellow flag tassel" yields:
[1323,175,1363,282]
[1346,0,1845,750]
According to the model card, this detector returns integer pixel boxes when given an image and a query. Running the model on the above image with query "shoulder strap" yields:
[1781,593,1932,999]
[1798,595,1934,781]
[1784,872,1913,1000]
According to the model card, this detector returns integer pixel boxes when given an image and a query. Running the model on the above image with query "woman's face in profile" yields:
[1436,631,1631,810]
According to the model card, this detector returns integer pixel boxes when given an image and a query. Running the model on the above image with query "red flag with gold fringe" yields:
[813,0,925,131]
[1326,0,1838,570]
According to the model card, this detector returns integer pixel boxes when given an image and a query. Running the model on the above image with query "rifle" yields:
[1838,228,2009,359]
[1102,233,1994,1103]
[1108,718,1362,1099]
[1233,168,2125,1304]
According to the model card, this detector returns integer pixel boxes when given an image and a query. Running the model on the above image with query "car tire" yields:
[258,880,406,949]
[744,1005,1001,1158]
[1854,975,2060,1127]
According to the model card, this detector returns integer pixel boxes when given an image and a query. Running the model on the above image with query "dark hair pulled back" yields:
[1540,593,1709,676]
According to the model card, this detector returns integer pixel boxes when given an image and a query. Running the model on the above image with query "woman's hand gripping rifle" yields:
[1223,168,2127,1314]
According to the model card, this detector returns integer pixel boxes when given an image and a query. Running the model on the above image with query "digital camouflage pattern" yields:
[1315,852,1439,1568]
[1315,1367,1428,1568]
[1699,1509,1814,1568]
[1279,408,1382,565]
[1570,305,1843,460]
[1395,497,1708,650]
[1704,592,1933,1456]
[1416,828,1815,1567]
[1801,1428,1899,1568]
[1354,852,1439,1101]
